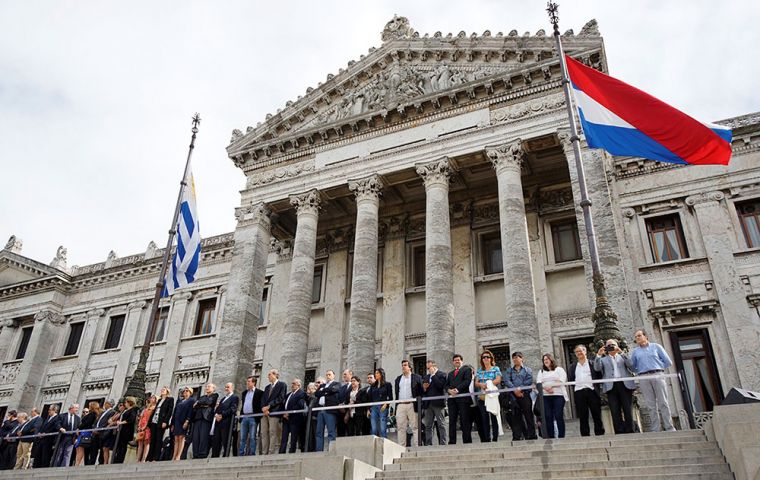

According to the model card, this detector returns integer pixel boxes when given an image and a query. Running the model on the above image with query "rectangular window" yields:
[63,322,85,356]
[411,354,427,376]
[259,286,269,326]
[737,200,760,248]
[481,232,503,274]
[194,299,216,336]
[304,369,316,385]
[487,345,511,373]
[646,214,689,263]
[412,245,426,287]
[312,265,324,304]
[103,315,125,350]
[15,326,33,360]
[551,219,582,263]
[153,307,169,343]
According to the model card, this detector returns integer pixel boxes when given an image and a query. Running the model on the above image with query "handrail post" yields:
[110,425,122,464]
[226,416,236,457]
[50,431,63,467]
[677,370,696,429]
[536,383,548,439]
[416,395,423,446]
[304,404,313,452]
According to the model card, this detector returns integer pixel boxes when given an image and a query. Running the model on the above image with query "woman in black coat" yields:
[171,387,194,461]
[112,397,138,464]
[148,386,174,461]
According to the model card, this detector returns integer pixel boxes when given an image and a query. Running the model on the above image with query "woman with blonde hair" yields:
[113,397,137,464]
[136,395,156,462]
[74,400,101,465]
[171,387,195,461]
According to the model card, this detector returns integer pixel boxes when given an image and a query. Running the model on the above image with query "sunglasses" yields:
[481,355,492,359]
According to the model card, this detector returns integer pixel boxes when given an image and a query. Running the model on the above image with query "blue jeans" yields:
[238,417,258,456]
[370,405,388,438]
[315,411,336,452]
[543,395,566,438]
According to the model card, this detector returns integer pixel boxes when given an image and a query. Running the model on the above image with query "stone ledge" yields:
[705,403,760,480]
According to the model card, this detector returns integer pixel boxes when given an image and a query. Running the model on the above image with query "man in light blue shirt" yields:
[631,329,676,432]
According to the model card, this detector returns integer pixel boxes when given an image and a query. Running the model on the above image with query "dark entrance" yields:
[669,329,723,412]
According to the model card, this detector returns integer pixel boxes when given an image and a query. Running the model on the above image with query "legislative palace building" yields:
[1,17,759,426]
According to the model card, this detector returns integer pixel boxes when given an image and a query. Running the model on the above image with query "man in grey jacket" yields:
[594,339,636,434]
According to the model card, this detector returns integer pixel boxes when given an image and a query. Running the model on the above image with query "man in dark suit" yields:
[568,344,605,436]
[191,383,219,458]
[279,378,306,453]
[55,403,80,466]
[0,410,20,470]
[211,382,239,458]
[422,359,448,445]
[15,408,41,469]
[93,399,116,465]
[239,376,263,456]
[260,369,286,455]
[34,405,62,468]
[394,359,424,447]
[446,354,473,444]
[314,370,340,451]
[594,339,636,434]
[336,369,352,437]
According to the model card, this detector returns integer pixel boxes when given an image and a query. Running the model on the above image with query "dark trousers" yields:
[607,382,635,434]
[147,423,165,461]
[447,400,472,444]
[211,422,231,458]
[191,419,212,458]
[477,401,499,442]
[347,412,366,436]
[112,436,130,464]
[574,388,605,436]
[280,418,304,453]
[510,393,536,440]
[543,395,566,439]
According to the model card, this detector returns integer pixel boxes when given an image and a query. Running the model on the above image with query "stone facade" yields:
[2,18,759,419]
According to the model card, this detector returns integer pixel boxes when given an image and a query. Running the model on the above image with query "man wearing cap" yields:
[630,330,676,432]
[503,352,536,441]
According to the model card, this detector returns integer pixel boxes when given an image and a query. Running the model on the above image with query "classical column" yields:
[66,309,105,406]
[280,190,321,383]
[213,203,272,388]
[485,141,540,364]
[110,301,146,399]
[686,191,759,390]
[157,292,193,389]
[347,175,383,377]
[416,159,455,369]
[10,310,66,411]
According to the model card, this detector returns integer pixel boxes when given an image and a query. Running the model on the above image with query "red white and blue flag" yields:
[565,55,732,166]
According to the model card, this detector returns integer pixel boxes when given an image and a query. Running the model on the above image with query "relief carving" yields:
[247,161,315,187]
[492,94,565,124]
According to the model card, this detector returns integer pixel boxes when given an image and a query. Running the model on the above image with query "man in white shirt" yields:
[568,345,605,436]
[394,360,423,447]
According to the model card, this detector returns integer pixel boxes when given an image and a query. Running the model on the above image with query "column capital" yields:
[485,139,525,175]
[348,175,383,202]
[290,189,321,216]
[86,309,106,319]
[127,300,148,311]
[685,191,725,207]
[235,202,272,229]
[34,310,65,325]
[556,129,574,152]
[171,291,193,303]
[0,317,18,329]
[416,158,451,189]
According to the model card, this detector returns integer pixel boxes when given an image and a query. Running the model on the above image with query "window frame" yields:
[550,218,583,264]
[480,230,504,275]
[645,213,690,263]
[152,306,170,343]
[63,321,85,357]
[193,298,217,336]
[311,263,326,305]
[15,325,33,360]
[735,199,760,249]
[406,241,426,289]
[103,314,125,350]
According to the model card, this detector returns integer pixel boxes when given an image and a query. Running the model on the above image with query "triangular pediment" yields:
[227,16,604,167]
[0,250,66,288]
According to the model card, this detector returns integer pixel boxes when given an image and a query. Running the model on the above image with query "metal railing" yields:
[2,425,121,467]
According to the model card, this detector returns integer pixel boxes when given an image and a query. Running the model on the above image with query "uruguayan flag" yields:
[162,166,201,297]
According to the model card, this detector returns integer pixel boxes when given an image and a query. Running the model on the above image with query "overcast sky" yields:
[1,0,758,268]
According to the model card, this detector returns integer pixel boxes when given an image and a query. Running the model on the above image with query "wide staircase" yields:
[377,430,733,480]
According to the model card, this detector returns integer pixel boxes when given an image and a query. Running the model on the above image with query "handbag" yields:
[135,430,145,442]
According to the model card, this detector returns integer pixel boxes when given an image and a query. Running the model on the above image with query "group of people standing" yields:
[0,328,678,469]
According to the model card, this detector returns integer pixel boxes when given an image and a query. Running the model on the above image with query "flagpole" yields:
[123,113,201,404]
[546,3,625,349]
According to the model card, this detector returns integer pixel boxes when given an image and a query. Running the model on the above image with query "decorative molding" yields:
[348,175,384,202]
[34,310,65,325]
[324,227,353,252]
[247,161,315,187]
[621,208,636,219]
[0,362,21,385]
[416,158,452,189]
[491,93,564,124]
[81,380,113,392]
[450,201,473,227]
[613,158,681,179]
[650,300,718,327]
[475,321,509,331]
[685,191,725,207]
[485,139,525,174]
[550,310,593,329]
[638,258,710,282]
[86,309,106,319]
[235,202,272,229]
[379,214,409,241]
[0,318,18,329]
[127,301,148,311]
[538,186,574,212]
[290,189,321,216]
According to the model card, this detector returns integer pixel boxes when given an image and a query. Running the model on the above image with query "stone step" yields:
[381,456,727,475]
[378,474,734,480]
[376,463,732,480]
[397,445,722,463]
[4,466,299,479]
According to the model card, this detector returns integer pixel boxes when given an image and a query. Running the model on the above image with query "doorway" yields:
[669,329,723,412]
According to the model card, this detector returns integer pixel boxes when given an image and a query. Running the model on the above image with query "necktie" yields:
[454,368,459,377]
[70,415,74,430]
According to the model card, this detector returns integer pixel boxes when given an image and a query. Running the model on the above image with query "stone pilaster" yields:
[261,245,292,375]
[450,223,478,365]
[526,211,553,354]
[213,203,272,388]
[10,310,66,411]
[416,159,455,369]
[485,141,540,364]
[321,248,349,375]
[380,221,407,382]
[686,191,760,390]
[280,190,321,383]
[157,292,193,390]
[0,318,19,365]
[558,132,638,338]
[110,301,146,399]
[66,309,105,406]
[347,175,383,377]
